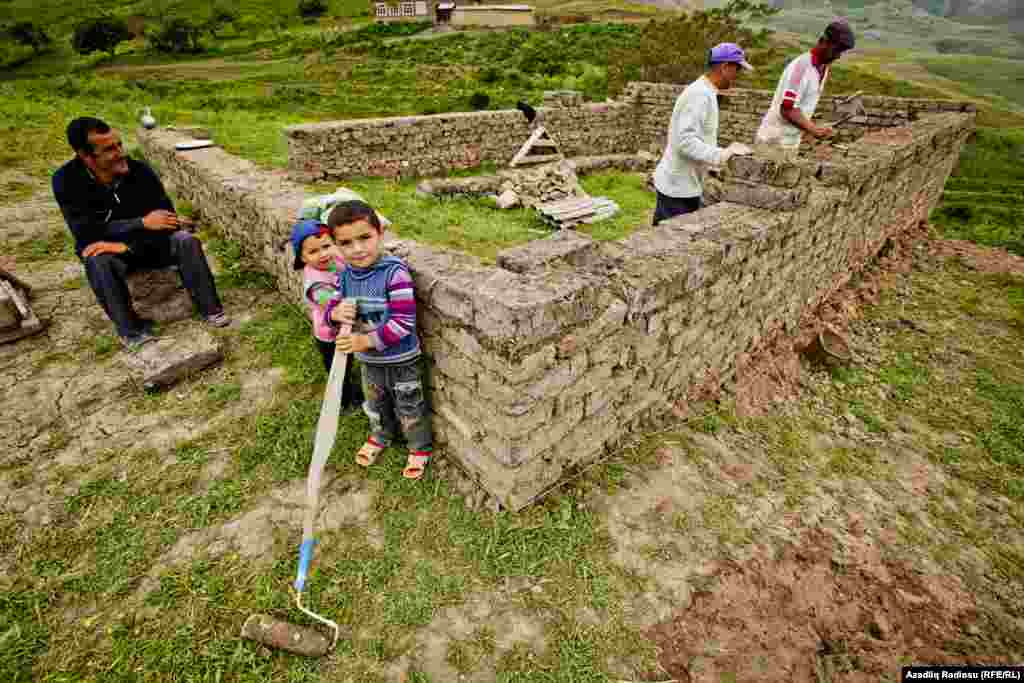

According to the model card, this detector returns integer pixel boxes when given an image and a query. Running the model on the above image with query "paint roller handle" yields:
[294,538,317,592]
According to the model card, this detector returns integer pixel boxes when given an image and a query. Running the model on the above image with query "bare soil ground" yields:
[2,172,1022,682]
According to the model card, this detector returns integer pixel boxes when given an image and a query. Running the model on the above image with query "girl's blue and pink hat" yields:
[291,219,331,270]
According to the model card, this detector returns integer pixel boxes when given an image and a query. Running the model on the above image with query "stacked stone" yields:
[495,160,585,208]
[141,106,975,512]
[536,102,638,158]
[541,90,585,108]
[140,129,305,302]
[624,82,975,155]
[286,102,636,182]
[286,83,976,183]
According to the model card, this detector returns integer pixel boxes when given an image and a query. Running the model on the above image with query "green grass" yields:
[920,55,1024,111]
[4,6,1024,681]
[312,170,649,260]
[0,288,659,678]
[933,128,1024,256]
[577,171,653,241]
[8,228,75,263]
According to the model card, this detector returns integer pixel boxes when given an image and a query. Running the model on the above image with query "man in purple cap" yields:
[755,19,856,155]
[652,42,755,226]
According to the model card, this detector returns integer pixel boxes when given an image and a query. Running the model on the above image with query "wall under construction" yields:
[286,81,976,182]
[142,91,974,510]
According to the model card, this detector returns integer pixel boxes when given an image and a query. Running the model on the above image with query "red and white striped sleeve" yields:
[781,56,808,111]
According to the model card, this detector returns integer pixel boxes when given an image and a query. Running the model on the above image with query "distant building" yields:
[448,4,535,27]
[372,0,534,27]
[373,1,430,22]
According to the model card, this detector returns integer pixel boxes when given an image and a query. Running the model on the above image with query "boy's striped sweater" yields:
[331,254,421,365]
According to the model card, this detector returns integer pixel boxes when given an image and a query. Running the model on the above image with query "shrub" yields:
[606,0,779,96]
[7,21,52,55]
[468,92,490,110]
[298,0,329,20]
[517,35,566,76]
[147,17,205,54]
[206,6,239,38]
[71,16,132,58]
[478,65,502,84]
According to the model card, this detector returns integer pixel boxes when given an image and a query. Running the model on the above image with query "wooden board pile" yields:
[535,195,620,229]
[0,268,45,345]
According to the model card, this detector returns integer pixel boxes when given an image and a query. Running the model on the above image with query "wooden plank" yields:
[510,126,564,167]
[539,208,596,223]
[545,206,596,221]
[513,153,564,166]
[0,317,46,345]
[539,201,595,217]
[0,268,32,294]
[537,196,591,212]
[538,195,594,210]
[0,281,29,318]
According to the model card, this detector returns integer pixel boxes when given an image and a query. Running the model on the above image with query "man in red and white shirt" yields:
[755,20,856,155]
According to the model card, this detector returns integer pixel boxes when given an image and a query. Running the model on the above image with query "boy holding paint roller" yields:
[324,200,432,481]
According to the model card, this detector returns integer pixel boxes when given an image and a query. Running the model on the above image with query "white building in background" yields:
[373,1,430,21]
[372,0,535,27]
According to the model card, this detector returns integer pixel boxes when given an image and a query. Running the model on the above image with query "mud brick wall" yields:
[624,82,977,155]
[286,102,638,181]
[287,81,974,183]
[140,107,973,512]
[140,131,307,302]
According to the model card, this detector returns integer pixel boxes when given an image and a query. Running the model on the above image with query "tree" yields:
[71,16,132,59]
[8,21,52,55]
[147,17,204,54]
[206,6,239,39]
[606,0,780,96]
[298,0,329,20]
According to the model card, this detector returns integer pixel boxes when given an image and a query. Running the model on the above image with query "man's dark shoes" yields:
[204,311,231,328]
[121,329,157,352]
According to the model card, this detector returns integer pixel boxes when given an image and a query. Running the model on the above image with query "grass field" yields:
[1,5,1023,679]
[920,55,1024,110]
[933,128,1024,256]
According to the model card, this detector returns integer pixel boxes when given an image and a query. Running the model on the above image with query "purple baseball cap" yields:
[709,42,754,71]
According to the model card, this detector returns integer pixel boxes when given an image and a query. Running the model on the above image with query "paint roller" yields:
[241,315,354,657]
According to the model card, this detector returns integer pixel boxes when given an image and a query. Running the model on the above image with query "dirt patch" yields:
[928,238,1024,277]
[647,523,1003,682]
[97,58,288,81]
[722,222,927,418]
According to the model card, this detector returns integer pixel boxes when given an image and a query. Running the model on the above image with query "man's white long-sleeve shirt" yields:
[653,76,727,200]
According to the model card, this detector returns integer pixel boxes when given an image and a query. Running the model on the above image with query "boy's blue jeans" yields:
[361,358,432,452]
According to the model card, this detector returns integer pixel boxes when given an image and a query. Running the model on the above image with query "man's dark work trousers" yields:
[652,191,702,226]
[84,231,223,338]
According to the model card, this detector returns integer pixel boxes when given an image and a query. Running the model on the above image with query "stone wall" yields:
[141,104,973,511]
[286,81,976,182]
[625,82,978,155]
[287,102,637,182]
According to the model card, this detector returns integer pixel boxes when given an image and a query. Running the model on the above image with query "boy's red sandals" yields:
[403,450,431,480]
[355,437,386,467]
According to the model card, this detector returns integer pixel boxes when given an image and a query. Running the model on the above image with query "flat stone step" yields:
[119,327,224,390]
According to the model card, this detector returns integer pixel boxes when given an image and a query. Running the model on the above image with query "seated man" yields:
[52,117,229,349]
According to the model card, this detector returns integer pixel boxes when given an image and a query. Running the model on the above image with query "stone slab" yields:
[119,329,223,390]
[496,230,599,273]
[126,268,195,323]
[706,178,810,210]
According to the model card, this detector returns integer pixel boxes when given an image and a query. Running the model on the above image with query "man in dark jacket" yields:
[52,117,229,348]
